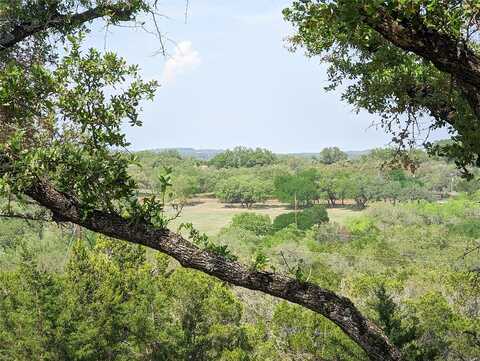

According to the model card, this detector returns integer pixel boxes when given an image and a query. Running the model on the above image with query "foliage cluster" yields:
[215,176,271,208]
[272,205,329,232]
[210,147,277,169]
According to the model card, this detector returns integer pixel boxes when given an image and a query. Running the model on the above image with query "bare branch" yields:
[184,0,190,24]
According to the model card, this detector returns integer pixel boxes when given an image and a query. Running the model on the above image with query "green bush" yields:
[272,213,297,232]
[302,205,329,225]
[273,205,329,232]
[230,213,272,236]
[347,217,379,238]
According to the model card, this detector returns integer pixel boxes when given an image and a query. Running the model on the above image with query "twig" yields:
[280,251,292,273]
[149,10,166,56]
[184,0,190,24]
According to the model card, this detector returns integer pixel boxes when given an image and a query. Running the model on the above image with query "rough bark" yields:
[21,177,401,361]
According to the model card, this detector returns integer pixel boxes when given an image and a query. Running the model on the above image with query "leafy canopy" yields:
[0,35,163,225]
[274,170,319,206]
[319,146,348,164]
[215,176,271,208]
[210,146,277,169]
[284,0,480,176]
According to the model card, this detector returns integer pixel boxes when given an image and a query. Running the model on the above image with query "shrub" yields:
[273,205,329,232]
[272,213,297,232]
[346,217,381,249]
[314,222,350,243]
[173,175,200,200]
[302,205,329,225]
[230,213,272,236]
[346,217,379,238]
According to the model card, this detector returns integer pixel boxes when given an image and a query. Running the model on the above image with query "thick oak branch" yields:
[23,177,401,361]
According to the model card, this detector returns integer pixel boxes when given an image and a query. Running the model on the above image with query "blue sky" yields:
[84,0,429,153]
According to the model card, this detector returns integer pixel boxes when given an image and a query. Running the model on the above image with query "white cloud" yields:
[162,41,201,85]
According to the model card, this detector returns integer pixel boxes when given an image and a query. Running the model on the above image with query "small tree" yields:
[172,175,200,201]
[370,285,443,361]
[381,181,403,205]
[316,168,355,207]
[398,184,434,203]
[317,169,350,207]
[371,285,417,349]
[348,175,381,209]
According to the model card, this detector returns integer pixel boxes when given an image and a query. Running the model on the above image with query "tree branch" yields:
[23,177,401,361]
[361,6,480,118]
[405,84,457,126]
[0,2,136,51]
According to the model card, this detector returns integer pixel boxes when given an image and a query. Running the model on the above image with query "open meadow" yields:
[170,196,364,235]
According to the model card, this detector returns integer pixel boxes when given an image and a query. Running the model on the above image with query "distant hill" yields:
[345,150,372,159]
[277,150,372,160]
[152,148,372,161]
[153,148,224,160]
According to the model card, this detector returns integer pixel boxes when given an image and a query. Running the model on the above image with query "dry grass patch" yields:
[169,197,363,235]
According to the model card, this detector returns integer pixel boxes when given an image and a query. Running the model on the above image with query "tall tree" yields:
[274,170,319,206]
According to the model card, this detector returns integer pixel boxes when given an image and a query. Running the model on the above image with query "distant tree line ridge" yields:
[131,145,469,209]
[150,146,368,162]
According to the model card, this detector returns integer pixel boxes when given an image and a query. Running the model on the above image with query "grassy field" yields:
[169,197,364,235]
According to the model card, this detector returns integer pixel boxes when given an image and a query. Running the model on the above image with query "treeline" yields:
[130,146,474,208]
